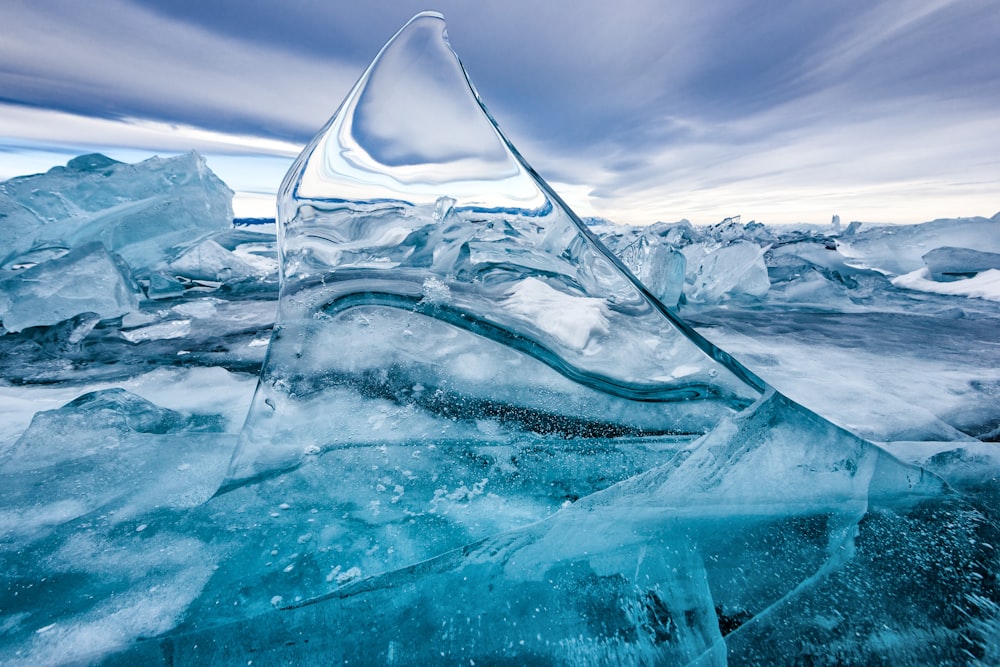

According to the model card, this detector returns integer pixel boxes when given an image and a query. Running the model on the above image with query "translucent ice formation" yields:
[617,234,686,307]
[226,11,767,489]
[152,12,993,665]
[168,238,272,283]
[836,213,1000,276]
[601,222,773,306]
[922,246,1000,280]
[682,239,771,303]
[0,241,139,333]
[0,388,229,546]
[0,151,233,276]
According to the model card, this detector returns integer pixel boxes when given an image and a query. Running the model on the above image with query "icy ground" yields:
[3,214,999,460]
[2,202,998,664]
[597,214,1000,449]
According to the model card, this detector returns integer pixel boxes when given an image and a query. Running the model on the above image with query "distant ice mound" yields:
[0,152,278,335]
[836,214,1000,277]
[0,151,233,276]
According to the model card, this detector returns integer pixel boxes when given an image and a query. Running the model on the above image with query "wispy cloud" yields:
[1,0,997,225]
[0,0,359,138]
[0,104,302,158]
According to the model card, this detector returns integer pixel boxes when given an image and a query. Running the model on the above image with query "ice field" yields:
[1,12,999,666]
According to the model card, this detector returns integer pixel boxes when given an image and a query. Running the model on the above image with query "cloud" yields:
[0,0,360,139]
[0,104,302,157]
[1,0,998,225]
[556,90,1000,225]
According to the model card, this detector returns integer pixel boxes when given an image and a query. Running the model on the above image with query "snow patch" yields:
[892,268,1000,302]
[502,278,609,350]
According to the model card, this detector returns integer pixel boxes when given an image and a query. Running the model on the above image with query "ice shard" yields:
[99,12,993,665]
[0,241,139,333]
[225,11,765,490]
[0,389,228,545]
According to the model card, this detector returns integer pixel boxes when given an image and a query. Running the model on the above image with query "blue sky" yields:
[1,0,998,225]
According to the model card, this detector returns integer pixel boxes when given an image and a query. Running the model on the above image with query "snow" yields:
[502,277,610,350]
[892,267,1000,301]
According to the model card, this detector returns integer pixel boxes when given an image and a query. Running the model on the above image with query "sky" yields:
[1,0,998,226]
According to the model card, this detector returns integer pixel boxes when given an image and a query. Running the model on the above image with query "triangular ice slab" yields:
[113,13,987,665]
[227,10,766,490]
[223,2,947,530]
[222,3,944,550]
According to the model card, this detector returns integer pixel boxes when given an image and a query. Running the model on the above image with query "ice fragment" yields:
[0,152,233,276]
[0,242,139,333]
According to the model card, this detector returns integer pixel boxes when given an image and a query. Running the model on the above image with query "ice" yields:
[0,11,996,666]
[0,151,233,276]
[763,238,892,307]
[226,11,765,490]
[617,234,686,307]
[922,246,1000,281]
[120,317,192,342]
[682,240,771,303]
[836,213,1000,276]
[689,314,1000,442]
[0,388,231,544]
[0,152,275,361]
[144,272,186,300]
[108,393,981,666]
[599,220,773,306]
[0,378,242,664]
[0,241,139,333]
[598,214,1000,312]
[168,238,273,283]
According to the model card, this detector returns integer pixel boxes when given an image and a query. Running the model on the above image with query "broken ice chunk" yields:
[617,234,686,308]
[168,239,271,283]
[683,240,770,304]
[0,151,233,277]
[226,9,764,489]
[0,241,139,333]
[836,214,1000,276]
[0,388,231,549]
[145,272,186,300]
[922,246,1000,281]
